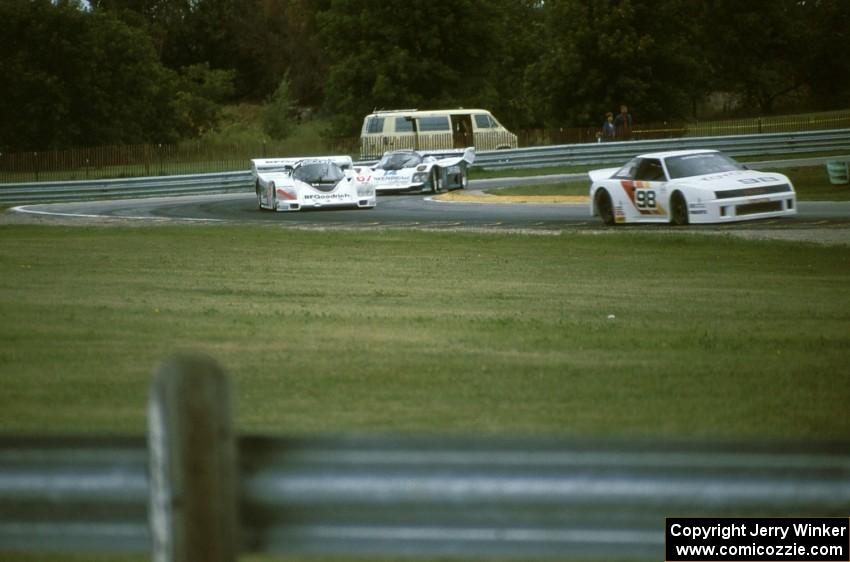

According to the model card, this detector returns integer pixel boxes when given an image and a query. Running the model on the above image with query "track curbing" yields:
[433,191,590,204]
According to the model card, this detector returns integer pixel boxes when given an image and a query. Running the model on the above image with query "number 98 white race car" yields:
[589,149,797,225]
[252,155,376,212]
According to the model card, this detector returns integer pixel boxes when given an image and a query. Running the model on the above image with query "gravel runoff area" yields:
[2,207,849,246]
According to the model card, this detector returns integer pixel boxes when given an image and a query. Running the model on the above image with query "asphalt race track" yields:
[12,188,850,232]
[8,159,850,232]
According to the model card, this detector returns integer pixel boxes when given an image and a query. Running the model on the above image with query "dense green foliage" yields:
[2,0,849,151]
[0,0,235,150]
[262,76,297,140]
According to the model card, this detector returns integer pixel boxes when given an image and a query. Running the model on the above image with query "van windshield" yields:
[377,151,422,171]
[474,114,495,128]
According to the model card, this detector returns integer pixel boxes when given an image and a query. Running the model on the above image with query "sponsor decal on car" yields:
[375,174,412,182]
[275,188,297,200]
[303,193,352,201]
[619,180,667,216]
[614,204,626,223]
[700,171,747,181]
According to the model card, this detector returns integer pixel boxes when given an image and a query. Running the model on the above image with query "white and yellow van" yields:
[360,109,518,159]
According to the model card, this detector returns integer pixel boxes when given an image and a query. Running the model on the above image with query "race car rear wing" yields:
[419,147,475,165]
[588,167,621,182]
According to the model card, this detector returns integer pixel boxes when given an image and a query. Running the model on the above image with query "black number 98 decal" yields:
[635,190,657,209]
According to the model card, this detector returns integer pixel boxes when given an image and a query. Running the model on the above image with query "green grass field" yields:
[2,225,848,439]
[2,223,850,562]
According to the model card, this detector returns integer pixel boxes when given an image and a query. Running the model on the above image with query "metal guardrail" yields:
[473,128,850,170]
[1,129,848,205]
[4,434,850,559]
[0,170,253,205]
[1,356,849,561]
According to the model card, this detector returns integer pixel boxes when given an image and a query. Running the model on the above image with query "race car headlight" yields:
[357,183,374,196]
[412,172,428,184]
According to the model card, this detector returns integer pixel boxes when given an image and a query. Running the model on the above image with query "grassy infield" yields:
[3,223,849,439]
[2,118,850,560]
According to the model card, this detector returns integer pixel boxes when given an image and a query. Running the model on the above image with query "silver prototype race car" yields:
[358,147,475,194]
[589,149,797,225]
[252,156,376,212]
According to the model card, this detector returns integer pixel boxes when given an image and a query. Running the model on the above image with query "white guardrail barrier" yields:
[1,356,849,561]
[474,128,850,170]
[1,129,849,205]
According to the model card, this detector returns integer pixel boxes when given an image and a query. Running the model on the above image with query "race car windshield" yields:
[378,152,422,171]
[293,162,344,183]
[665,153,745,179]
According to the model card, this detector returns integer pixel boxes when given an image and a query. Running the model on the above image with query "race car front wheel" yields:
[595,189,615,225]
[670,192,689,226]
[431,168,442,193]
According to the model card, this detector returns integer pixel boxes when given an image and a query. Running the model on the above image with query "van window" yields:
[360,109,517,159]
[474,114,495,129]
[394,117,414,133]
[419,116,450,132]
[365,117,384,134]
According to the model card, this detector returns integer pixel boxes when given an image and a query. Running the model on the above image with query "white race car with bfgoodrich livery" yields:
[252,156,376,212]
[589,149,797,225]
[358,147,475,194]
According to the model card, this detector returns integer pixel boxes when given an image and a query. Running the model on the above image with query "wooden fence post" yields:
[147,355,239,562]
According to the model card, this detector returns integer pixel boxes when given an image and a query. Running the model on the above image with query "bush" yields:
[262,77,296,140]
[173,63,236,137]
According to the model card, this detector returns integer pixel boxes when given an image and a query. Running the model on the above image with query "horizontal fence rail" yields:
[0,436,150,552]
[1,356,849,560]
[0,171,253,205]
[1,129,849,205]
[473,128,850,170]
[3,434,850,559]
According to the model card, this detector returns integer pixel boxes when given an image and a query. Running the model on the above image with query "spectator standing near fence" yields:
[601,112,616,141]
[614,104,633,140]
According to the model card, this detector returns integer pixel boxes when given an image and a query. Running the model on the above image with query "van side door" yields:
[361,116,385,159]
[393,116,417,151]
[451,114,473,148]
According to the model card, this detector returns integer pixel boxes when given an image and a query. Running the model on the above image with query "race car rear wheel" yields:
[268,183,277,212]
[595,189,616,225]
[431,168,442,193]
[460,168,468,189]
[670,191,689,226]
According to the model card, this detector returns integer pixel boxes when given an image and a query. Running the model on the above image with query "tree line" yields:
[2,0,848,152]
